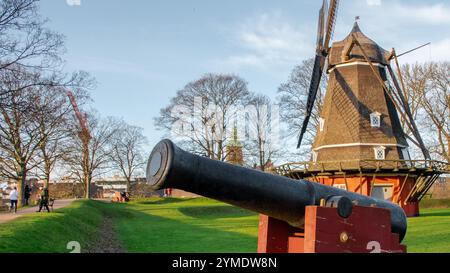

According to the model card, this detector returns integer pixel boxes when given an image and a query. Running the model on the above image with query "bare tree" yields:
[32,86,90,186]
[0,0,96,204]
[399,62,449,163]
[277,59,327,157]
[244,94,281,171]
[0,67,43,205]
[63,114,118,197]
[421,62,449,162]
[397,63,427,131]
[155,74,250,161]
[0,0,74,112]
[0,0,64,73]
[393,63,429,158]
[109,120,148,191]
[0,66,93,202]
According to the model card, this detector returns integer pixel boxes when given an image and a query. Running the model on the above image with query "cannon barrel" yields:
[146,139,407,241]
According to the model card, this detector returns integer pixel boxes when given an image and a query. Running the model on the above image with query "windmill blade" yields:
[316,0,326,52]
[387,64,431,160]
[296,54,326,148]
[323,0,339,54]
[297,0,331,149]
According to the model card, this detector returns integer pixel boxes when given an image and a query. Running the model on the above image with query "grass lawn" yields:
[0,200,104,253]
[403,208,450,253]
[1,197,450,253]
[103,198,259,253]
[108,198,450,253]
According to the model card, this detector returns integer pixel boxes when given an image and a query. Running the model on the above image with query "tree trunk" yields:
[446,135,450,163]
[45,176,50,188]
[126,179,131,193]
[44,171,50,188]
[86,175,91,199]
[44,159,51,187]
[16,177,23,208]
[17,167,27,207]
[82,140,90,199]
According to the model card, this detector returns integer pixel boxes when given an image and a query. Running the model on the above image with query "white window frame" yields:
[312,151,318,163]
[374,146,386,160]
[333,184,347,190]
[319,118,325,132]
[370,112,381,128]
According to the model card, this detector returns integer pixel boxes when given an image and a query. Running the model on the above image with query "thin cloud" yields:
[366,0,382,6]
[394,3,450,25]
[333,1,450,63]
[216,1,450,71]
[217,12,313,70]
[399,38,450,64]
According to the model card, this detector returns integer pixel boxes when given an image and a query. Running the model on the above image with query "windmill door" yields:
[371,185,393,201]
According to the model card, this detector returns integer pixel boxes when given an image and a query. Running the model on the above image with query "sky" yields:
[39,0,450,152]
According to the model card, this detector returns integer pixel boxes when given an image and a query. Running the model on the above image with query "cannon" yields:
[146,140,407,253]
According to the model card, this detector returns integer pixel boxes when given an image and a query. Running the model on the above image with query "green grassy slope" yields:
[111,198,259,253]
[112,198,450,253]
[0,200,103,253]
[1,198,450,253]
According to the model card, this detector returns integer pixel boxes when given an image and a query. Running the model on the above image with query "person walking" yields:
[37,187,50,213]
[9,187,18,213]
[24,184,31,206]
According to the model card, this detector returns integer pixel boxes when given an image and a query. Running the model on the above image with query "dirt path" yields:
[0,199,76,224]
[84,215,126,253]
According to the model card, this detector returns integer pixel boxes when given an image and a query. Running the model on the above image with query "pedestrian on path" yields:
[9,187,18,214]
[37,187,50,213]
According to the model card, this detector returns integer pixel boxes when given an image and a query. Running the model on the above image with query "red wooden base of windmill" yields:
[257,205,406,253]
[313,176,421,217]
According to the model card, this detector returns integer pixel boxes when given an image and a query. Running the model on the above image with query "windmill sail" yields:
[297,0,338,148]
[323,0,339,50]
[386,64,431,159]
[296,55,325,148]
[316,0,326,50]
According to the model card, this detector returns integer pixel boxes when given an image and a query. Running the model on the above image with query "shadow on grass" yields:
[114,207,258,253]
[136,198,195,205]
[49,211,64,215]
[178,206,256,219]
[420,210,450,218]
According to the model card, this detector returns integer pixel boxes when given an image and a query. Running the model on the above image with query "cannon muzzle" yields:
[146,139,407,241]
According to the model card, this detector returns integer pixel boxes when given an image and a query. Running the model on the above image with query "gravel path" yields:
[84,216,126,253]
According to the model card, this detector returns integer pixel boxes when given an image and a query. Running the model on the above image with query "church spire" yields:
[226,125,244,166]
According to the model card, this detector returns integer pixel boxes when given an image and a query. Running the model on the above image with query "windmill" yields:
[275,0,449,217]
[67,91,92,199]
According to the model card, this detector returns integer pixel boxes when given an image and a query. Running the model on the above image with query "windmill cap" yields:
[328,22,389,68]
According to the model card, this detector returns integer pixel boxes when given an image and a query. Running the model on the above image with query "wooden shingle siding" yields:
[312,23,408,163]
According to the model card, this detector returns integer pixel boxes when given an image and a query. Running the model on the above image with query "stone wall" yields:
[129,182,163,198]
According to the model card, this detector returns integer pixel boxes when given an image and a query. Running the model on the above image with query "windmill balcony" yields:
[272,159,449,217]
[273,159,449,177]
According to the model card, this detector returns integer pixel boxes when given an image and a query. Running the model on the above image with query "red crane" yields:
[67,91,92,199]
